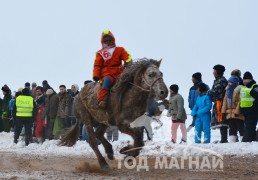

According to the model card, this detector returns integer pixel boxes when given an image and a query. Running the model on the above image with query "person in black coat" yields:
[241,72,258,142]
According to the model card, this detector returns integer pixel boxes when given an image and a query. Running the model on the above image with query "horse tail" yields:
[59,119,80,147]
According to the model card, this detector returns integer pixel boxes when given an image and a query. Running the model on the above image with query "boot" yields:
[229,135,237,143]
[13,134,19,144]
[25,136,30,146]
[180,139,187,144]
[220,126,228,143]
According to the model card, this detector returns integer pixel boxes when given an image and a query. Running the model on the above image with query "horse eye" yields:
[148,74,153,77]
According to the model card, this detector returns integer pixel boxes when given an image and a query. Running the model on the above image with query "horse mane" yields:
[111,58,160,113]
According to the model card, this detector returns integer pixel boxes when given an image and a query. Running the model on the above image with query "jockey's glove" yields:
[93,76,100,82]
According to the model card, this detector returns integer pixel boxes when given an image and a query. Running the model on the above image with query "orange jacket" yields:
[93,30,132,79]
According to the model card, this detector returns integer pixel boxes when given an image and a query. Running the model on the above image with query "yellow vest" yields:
[240,84,256,108]
[16,95,34,117]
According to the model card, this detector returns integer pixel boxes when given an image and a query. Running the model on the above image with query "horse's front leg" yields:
[118,124,144,157]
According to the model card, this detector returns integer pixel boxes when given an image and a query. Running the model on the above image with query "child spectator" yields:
[191,83,212,143]
[167,84,187,143]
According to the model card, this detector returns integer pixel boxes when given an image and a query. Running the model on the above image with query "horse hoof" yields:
[101,164,110,171]
[119,147,128,154]
[119,145,133,154]
[107,153,114,160]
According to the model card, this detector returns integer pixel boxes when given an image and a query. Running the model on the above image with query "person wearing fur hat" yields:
[187,72,209,132]
[240,71,258,142]
[207,64,228,143]
[221,75,245,142]
[12,88,36,145]
[167,84,187,143]
[1,84,12,132]
[231,69,243,85]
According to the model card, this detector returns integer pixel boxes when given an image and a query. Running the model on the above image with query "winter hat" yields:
[1,84,11,94]
[25,82,30,87]
[192,72,202,81]
[22,88,30,95]
[169,84,179,93]
[101,30,115,45]
[17,88,23,92]
[46,89,54,95]
[228,76,239,85]
[213,64,225,75]
[32,82,37,87]
[243,71,253,80]
[42,80,48,86]
[231,69,241,77]
[72,84,79,92]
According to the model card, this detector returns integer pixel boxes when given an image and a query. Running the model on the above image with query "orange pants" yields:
[215,100,223,123]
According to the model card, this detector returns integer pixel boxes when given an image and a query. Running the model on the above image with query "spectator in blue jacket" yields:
[187,72,209,132]
[191,83,212,143]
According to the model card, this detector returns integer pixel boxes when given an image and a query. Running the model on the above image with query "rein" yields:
[130,76,162,92]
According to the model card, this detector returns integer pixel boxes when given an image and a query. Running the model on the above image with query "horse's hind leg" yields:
[95,124,114,160]
[83,114,109,170]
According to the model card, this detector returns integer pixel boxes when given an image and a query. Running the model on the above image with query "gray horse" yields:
[59,59,168,170]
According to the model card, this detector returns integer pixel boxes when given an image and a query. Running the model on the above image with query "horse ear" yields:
[157,59,162,67]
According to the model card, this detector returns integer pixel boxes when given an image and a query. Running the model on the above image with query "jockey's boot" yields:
[98,96,108,109]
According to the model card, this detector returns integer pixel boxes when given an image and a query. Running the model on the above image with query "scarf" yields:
[226,84,237,107]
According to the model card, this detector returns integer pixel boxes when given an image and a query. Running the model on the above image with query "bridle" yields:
[130,75,162,92]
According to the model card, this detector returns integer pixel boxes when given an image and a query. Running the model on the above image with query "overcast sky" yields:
[0,0,257,112]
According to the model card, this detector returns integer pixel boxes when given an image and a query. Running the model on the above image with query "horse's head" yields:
[140,59,168,100]
[112,59,168,113]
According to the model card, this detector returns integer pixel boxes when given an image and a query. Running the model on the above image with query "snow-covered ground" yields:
[0,113,257,158]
